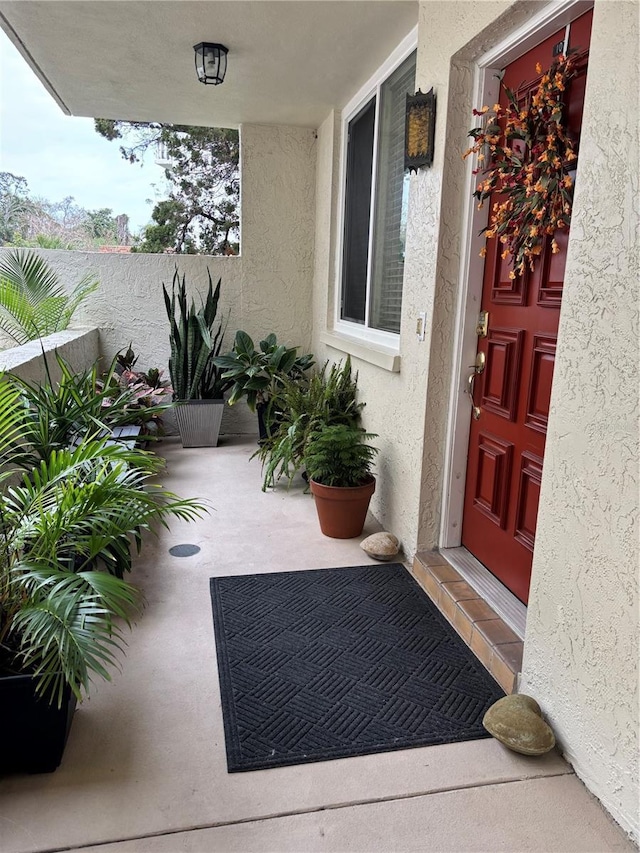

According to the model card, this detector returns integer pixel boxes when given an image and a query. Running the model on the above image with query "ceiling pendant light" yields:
[193,43,228,85]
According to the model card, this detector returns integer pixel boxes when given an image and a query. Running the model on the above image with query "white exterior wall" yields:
[311,102,431,556]
[240,124,316,350]
[520,0,639,839]
[0,328,99,384]
[312,0,521,555]
[0,123,317,436]
[312,0,638,840]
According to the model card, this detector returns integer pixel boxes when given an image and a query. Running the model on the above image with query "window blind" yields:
[369,54,416,334]
[341,98,376,325]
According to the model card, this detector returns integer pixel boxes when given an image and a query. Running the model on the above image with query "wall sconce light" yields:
[193,42,228,85]
[405,88,436,172]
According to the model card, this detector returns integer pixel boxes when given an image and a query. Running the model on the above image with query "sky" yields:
[0,30,166,232]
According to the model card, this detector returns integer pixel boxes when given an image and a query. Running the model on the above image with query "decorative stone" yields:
[483,694,556,755]
[360,532,400,561]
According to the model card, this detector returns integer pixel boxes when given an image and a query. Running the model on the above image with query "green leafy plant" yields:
[254,357,363,490]
[163,269,230,400]
[0,249,98,345]
[304,424,378,488]
[2,351,172,470]
[5,440,202,580]
[213,331,314,414]
[0,388,206,706]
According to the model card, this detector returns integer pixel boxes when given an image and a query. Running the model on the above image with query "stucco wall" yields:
[311,0,519,555]
[240,123,316,350]
[0,327,99,384]
[311,80,433,557]
[0,123,317,437]
[311,0,638,840]
[520,1,639,840]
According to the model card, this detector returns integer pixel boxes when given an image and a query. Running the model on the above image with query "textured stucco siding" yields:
[0,123,317,437]
[311,74,433,559]
[34,251,250,435]
[0,328,99,384]
[520,1,639,840]
[240,124,316,352]
[312,0,519,558]
[312,0,638,840]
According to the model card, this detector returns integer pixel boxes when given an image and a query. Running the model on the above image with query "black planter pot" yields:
[256,402,280,442]
[0,674,76,774]
[256,402,287,443]
[256,402,269,441]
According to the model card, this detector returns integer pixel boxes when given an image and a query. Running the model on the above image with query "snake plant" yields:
[163,269,230,400]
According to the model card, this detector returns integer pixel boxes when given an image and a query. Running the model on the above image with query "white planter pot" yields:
[174,399,224,447]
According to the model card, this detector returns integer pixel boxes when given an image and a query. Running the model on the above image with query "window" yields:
[339,49,416,338]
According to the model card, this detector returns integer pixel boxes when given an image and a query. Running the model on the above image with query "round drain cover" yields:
[169,543,201,558]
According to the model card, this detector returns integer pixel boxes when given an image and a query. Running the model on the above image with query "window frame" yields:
[334,27,418,349]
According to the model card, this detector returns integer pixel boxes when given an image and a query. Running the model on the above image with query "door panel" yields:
[461,10,593,605]
[514,452,543,552]
[525,335,556,434]
[482,328,524,421]
[474,433,513,529]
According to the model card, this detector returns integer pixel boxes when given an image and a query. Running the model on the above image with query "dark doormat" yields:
[210,564,503,772]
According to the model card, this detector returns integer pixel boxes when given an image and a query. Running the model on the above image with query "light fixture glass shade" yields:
[193,42,228,85]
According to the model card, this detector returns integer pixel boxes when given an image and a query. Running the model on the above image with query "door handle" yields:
[467,373,481,420]
[467,352,485,420]
[470,351,485,374]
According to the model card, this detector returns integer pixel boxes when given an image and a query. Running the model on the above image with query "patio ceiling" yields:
[0,0,418,128]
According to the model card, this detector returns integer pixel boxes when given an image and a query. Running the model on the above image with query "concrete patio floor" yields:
[0,436,633,853]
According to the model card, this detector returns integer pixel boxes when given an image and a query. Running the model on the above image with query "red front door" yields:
[461,11,593,605]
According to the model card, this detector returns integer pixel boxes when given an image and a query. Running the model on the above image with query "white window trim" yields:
[333,26,418,349]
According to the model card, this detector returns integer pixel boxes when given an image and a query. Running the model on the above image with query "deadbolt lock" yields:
[476,311,489,338]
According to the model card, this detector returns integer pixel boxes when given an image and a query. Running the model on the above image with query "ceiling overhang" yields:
[0,1,418,128]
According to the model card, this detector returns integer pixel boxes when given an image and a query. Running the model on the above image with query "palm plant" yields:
[2,351,171,470]
[0,380,206,707]
[163,268,230,400]
[0,249,98,345]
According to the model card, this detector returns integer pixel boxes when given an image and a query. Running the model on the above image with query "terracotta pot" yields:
[309,476,376,539]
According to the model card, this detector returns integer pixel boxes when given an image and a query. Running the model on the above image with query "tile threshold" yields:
[411,551,525,694]
[442,546,527,638]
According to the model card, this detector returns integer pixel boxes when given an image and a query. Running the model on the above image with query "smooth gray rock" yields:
[360,532,400,561]
[483,694,556,755]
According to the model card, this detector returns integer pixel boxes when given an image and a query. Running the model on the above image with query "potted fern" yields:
[253,357,364,491]
[163,269,230,447]
[304,424,378,539]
